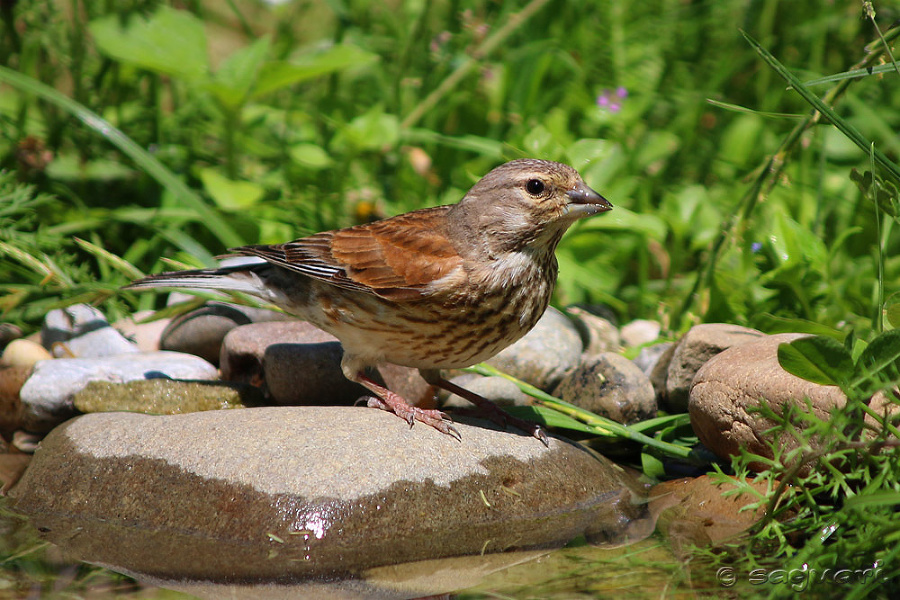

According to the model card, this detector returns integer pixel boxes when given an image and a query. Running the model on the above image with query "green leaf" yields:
[886,293,900,329]
[207,36,271,111]
[503,405,598,434]
[252,44,378,98]
[88,7,209,82]
[856,329,900,384]
[332,108,399,152]
[641,452,666,480]
[199,168,265,211]
[289,143,333,169]
[777,336,853,387]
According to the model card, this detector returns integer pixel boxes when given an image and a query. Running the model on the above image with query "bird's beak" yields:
[565,182,612,217]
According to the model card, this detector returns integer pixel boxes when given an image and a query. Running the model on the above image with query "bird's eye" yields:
[525,179,545,196]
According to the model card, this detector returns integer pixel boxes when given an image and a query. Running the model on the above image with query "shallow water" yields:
[1,497,737,599]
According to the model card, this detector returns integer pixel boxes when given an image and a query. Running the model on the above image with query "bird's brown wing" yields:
[230,206,463,301]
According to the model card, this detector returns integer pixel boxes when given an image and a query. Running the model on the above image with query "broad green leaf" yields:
[633,130,680,172]
[252,44,378,98]
[89,7,209,82]
[207,36,271,111]
[289,143,333,169]
[199,168,265,211]
[332,108,399,152]
[641,452,666,480]
[856,329,900,383]
[566,138,619,172]
[777,336,852,387]
[886,293,900,329]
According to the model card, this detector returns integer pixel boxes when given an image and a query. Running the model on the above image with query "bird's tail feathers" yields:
[124,266,266,296]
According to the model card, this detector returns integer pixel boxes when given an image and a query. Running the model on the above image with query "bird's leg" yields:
[353,371,461,441]
[420,369,550,447]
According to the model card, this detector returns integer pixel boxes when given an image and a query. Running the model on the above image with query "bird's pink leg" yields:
[355,372,461,441]
[423,373,550,447]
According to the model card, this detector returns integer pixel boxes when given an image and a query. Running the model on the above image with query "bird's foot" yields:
[355,374,460,441]
[426,375,550,447]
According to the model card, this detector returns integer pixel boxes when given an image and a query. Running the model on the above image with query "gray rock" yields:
[689,333,899,473]
[632,342,673,378]
[18,351,217,431]
[659,323,764,412]
[222,321,431,407]
[486,307,583,390]
[161,303,253,365]
[620,319,661,348]
[42,304,140,358]
[566,306,621,357]
[264,341,370,405]
[552,353,657,424]
[220,321,337,385]
[11,407,648,581]
[42,304,109,347]
[73,379,265,414]
[442,373,530,408]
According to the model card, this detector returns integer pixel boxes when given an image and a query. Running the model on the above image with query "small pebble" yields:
[1,339,52,368]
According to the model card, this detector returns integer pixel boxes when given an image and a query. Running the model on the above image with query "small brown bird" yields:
[126,159,611,443]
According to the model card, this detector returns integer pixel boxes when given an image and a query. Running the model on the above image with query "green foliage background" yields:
[1,0,897,338]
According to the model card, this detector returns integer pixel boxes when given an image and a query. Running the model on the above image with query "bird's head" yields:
[449,158,612,257]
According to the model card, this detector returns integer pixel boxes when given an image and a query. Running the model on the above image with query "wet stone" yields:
[73,379,265,415]
[552,353,657,424]
[486,307,583,391]
[648,474,770,556]
[10,406,647,581]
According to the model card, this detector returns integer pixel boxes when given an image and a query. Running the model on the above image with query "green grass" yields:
[3,0,900,597]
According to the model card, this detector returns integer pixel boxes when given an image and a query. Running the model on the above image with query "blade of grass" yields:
[464,363,700,460]
[802,63,899,86]
[0,65,244,252]
[741,30,900,182]
[73,237,145,280]
[706,99,805,120]
[678,25,900,327]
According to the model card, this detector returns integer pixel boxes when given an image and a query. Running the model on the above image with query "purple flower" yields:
[596,88,627,113]
[751,242,763,253]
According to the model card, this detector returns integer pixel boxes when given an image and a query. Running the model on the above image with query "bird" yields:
[126,158,612,444]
